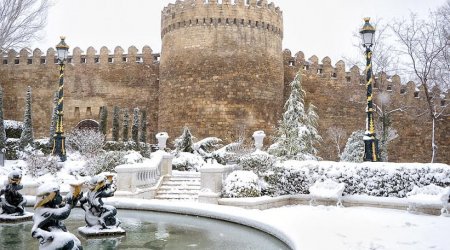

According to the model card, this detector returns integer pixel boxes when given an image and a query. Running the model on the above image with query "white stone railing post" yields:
[198,161,241,204]
[156,132,169,150]
[253,130,266,151]
[160,153,173,176]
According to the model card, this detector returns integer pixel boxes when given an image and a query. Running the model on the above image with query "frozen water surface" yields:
[0,209,290,250]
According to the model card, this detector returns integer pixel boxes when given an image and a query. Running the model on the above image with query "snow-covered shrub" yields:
[266,161,450,198]
[84,151,127,175]
[193,137,223,159]
[26,152,60,177]
[172,152,205,171]
[340,130,365,162]
[238,151,275,176]
[174,126,194,153]
[34,138,52,155]
[222,170,261,198]
[103,141,151,158]
[5,138,20,160]
[66,129,105,156]
[4,120,23,139]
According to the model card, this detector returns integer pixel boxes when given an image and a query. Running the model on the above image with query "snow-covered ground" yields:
[103,198,450,250]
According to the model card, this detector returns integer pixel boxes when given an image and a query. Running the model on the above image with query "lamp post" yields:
[52,37,69,162]
[360,18,380,162]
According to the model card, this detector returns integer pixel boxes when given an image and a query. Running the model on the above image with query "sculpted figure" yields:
[80,173,120,229]
[0,170,26,216]
[31,182,83,250]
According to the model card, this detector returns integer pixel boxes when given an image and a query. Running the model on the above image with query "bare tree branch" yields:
[0,0,50,53]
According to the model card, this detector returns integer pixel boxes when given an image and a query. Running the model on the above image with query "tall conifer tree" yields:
[0,86,6,150]
[122,108,129,142]
[20,86,33,148]
[112,106,120,141]
[132,107,139,144]
[139,109,147,143]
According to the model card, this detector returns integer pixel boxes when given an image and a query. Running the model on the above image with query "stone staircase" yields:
[155,172,201,201]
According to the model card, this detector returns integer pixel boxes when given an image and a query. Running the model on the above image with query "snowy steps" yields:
[155,174,201,201]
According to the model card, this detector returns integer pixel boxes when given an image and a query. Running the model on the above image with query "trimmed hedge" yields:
[266,160,450,198]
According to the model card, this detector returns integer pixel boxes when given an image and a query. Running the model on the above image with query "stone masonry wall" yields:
[159,0,284,141]
[283,50,450,164]
[0,46,160,142]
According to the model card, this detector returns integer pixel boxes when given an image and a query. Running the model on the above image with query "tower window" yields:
[40,58,46,64]
[414,91,419,98]
[346,76,351,83]
[387,84,392,91]
[14,59,19,64]
[2,59,7,64]
[80,57,86,63]
[86,107,92,116]
[94,57,99,63]
[400,88,406,94]
[27,59,32,65]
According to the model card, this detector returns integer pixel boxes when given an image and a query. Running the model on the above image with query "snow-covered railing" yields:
[198,160,241,204]
[308,179,346,207]
[115,151,173,197]
[406,184,450,215]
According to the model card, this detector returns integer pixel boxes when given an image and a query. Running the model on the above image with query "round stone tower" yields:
[159,0,284,141]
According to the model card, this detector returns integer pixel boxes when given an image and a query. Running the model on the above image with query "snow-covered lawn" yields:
[106,198,450,250]
[261,205,450,250]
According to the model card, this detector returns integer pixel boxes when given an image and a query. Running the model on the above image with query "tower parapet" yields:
[161,0,283,39]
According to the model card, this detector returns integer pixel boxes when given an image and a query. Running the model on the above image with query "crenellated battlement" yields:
[283,49,449,103]
[161,0,283,39]
[0,46,160,67]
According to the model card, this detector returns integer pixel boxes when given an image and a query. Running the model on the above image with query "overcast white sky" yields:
[33,0,447,63]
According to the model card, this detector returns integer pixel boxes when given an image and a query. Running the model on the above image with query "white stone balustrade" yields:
[198,160,241,204]
[115,150,173,198]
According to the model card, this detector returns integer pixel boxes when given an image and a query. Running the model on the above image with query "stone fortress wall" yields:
[0,46,160,141]
[0,0,448,163]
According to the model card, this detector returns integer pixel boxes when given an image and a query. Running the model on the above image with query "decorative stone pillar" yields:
[252,130,266,151]
[156,132,169,150]
[198,162,241,204]
[160,153,173,176]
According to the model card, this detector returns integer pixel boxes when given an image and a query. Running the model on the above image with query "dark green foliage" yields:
[99,106,108,136]
[5,139,19,160]
[0,86,6,149]
[112,106,120,141]
[122,108,129,142]
[174,126,194,153]
[139,109,147,143]
[132,108,139,144]
[19,86,33,148]
[5,121,22,138]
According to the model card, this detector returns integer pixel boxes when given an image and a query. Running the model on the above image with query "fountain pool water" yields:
[0,209,291,250]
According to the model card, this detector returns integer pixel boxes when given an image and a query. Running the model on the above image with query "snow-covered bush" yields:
[66,129,105,156]
[103,141,151,158]
[26,152,60,177]
[193,137,222,159]
[340,130,365,162]
[222,170,261,198]
[5,138,20,160]
[266,161,450,198]
[4,120,23,139]
[84,151,127,175]
[238,151,275,176]
[172,152,205,171]
[174,126,194,153]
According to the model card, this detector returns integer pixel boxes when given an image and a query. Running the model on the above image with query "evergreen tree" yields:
[132,107,139,144]
[0,86,6,150]
[174,126,194,153]
[49,91,58,144]
[20,86,33,148]
[272,71,320,160]
[98,106,108,136]
[304,104,322,158]
[139,109,147,143]
[112,106,120,141]
[340,130,365,163]
[122,108,129,142]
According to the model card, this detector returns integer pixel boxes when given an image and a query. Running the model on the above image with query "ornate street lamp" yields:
[360,18,380,162]
[52,37,69,162]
